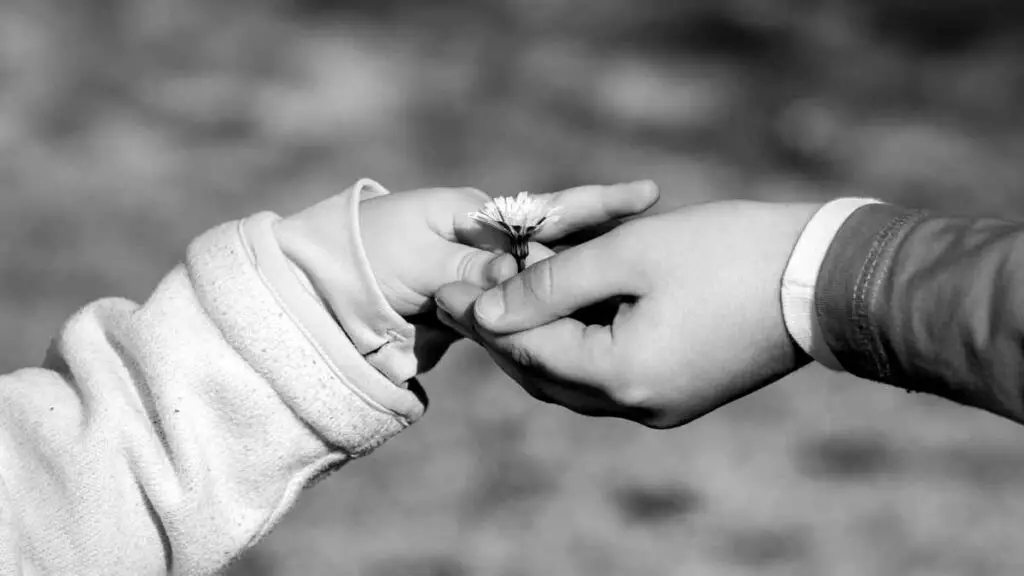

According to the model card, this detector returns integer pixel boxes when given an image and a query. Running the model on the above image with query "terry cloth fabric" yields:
[0,180,425,575]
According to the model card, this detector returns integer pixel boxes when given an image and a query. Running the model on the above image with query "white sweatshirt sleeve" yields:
[0,181,426,575]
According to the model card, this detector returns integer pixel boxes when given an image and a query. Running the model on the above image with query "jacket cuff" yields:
[814,203,930,382]
[273,179,419,386]
[781,197,881,370]
[186,214,425,457]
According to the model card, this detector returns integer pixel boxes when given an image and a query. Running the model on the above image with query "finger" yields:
[485,317,620,390]
[529,180,659,243]
[410,322,461,374]
[436,286,622,412]
[436,281,486,328]
[437,280,620,386]
[452,214,510,252]
[472,232,640,334]
[448,223,556,268]
[525,243,618,326]
[522,241,555,268]
[436,239,557,314]
[547,219,623,253]
[451,249,519,288]
[484,343,621,418]
[436,306,476,341]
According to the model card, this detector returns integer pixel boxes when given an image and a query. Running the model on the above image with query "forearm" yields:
[815,203,1024,423]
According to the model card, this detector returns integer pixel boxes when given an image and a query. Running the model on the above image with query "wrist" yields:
[768,202,826,372]
[715,200,823,384]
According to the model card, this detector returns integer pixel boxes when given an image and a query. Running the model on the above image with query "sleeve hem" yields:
[274,180,419,386]
[781,197,882,370]
[815,203,930,381]
[185,216,424,456]
[241,213,425,421]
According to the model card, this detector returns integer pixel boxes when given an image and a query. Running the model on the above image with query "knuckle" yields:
[607,379,646,409]
[454,250,488,286]
[497,334,555,380]
[607,370,660,412]
[454,251,474,283]
[507,341,538,371]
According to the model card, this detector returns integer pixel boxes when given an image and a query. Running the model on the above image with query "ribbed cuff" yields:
[274,180,419,387]
[242,212,425,421]
[186,217,423,456]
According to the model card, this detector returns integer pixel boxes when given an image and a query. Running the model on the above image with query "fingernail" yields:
[491,254,518,284]
[627,179,659,208]
[436,296,452,315]
[474,289,505,325]
[435,306,456,327]
[437,307,473,340]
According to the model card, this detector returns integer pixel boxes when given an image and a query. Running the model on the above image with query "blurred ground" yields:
[3,1,1024,574]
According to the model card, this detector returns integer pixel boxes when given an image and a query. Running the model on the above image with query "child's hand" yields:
[359,181,660,318]
[277,179,658,375]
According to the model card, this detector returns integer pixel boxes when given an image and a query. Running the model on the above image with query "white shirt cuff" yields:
[781,197,882,370]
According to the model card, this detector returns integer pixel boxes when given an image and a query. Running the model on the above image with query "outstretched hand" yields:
[356,180,659,371]
[436,200,821,427]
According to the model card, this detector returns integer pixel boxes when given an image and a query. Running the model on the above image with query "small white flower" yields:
[469,191,560,234]
[469,191,561,271]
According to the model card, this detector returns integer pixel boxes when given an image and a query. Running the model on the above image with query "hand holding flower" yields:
[437,200,821,427]
[469,191,562,272]
[343,180,658,372]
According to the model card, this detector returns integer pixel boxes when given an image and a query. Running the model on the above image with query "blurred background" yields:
[3,0,1024,574]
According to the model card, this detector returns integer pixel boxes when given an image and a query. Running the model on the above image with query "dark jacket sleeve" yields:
[816,203,1024,423]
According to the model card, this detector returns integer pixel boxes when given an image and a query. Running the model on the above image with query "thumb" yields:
[473,232,638,334]
[449,243,558,288]
[449,249,518,289]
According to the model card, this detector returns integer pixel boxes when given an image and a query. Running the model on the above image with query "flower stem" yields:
[510,234,529,273]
